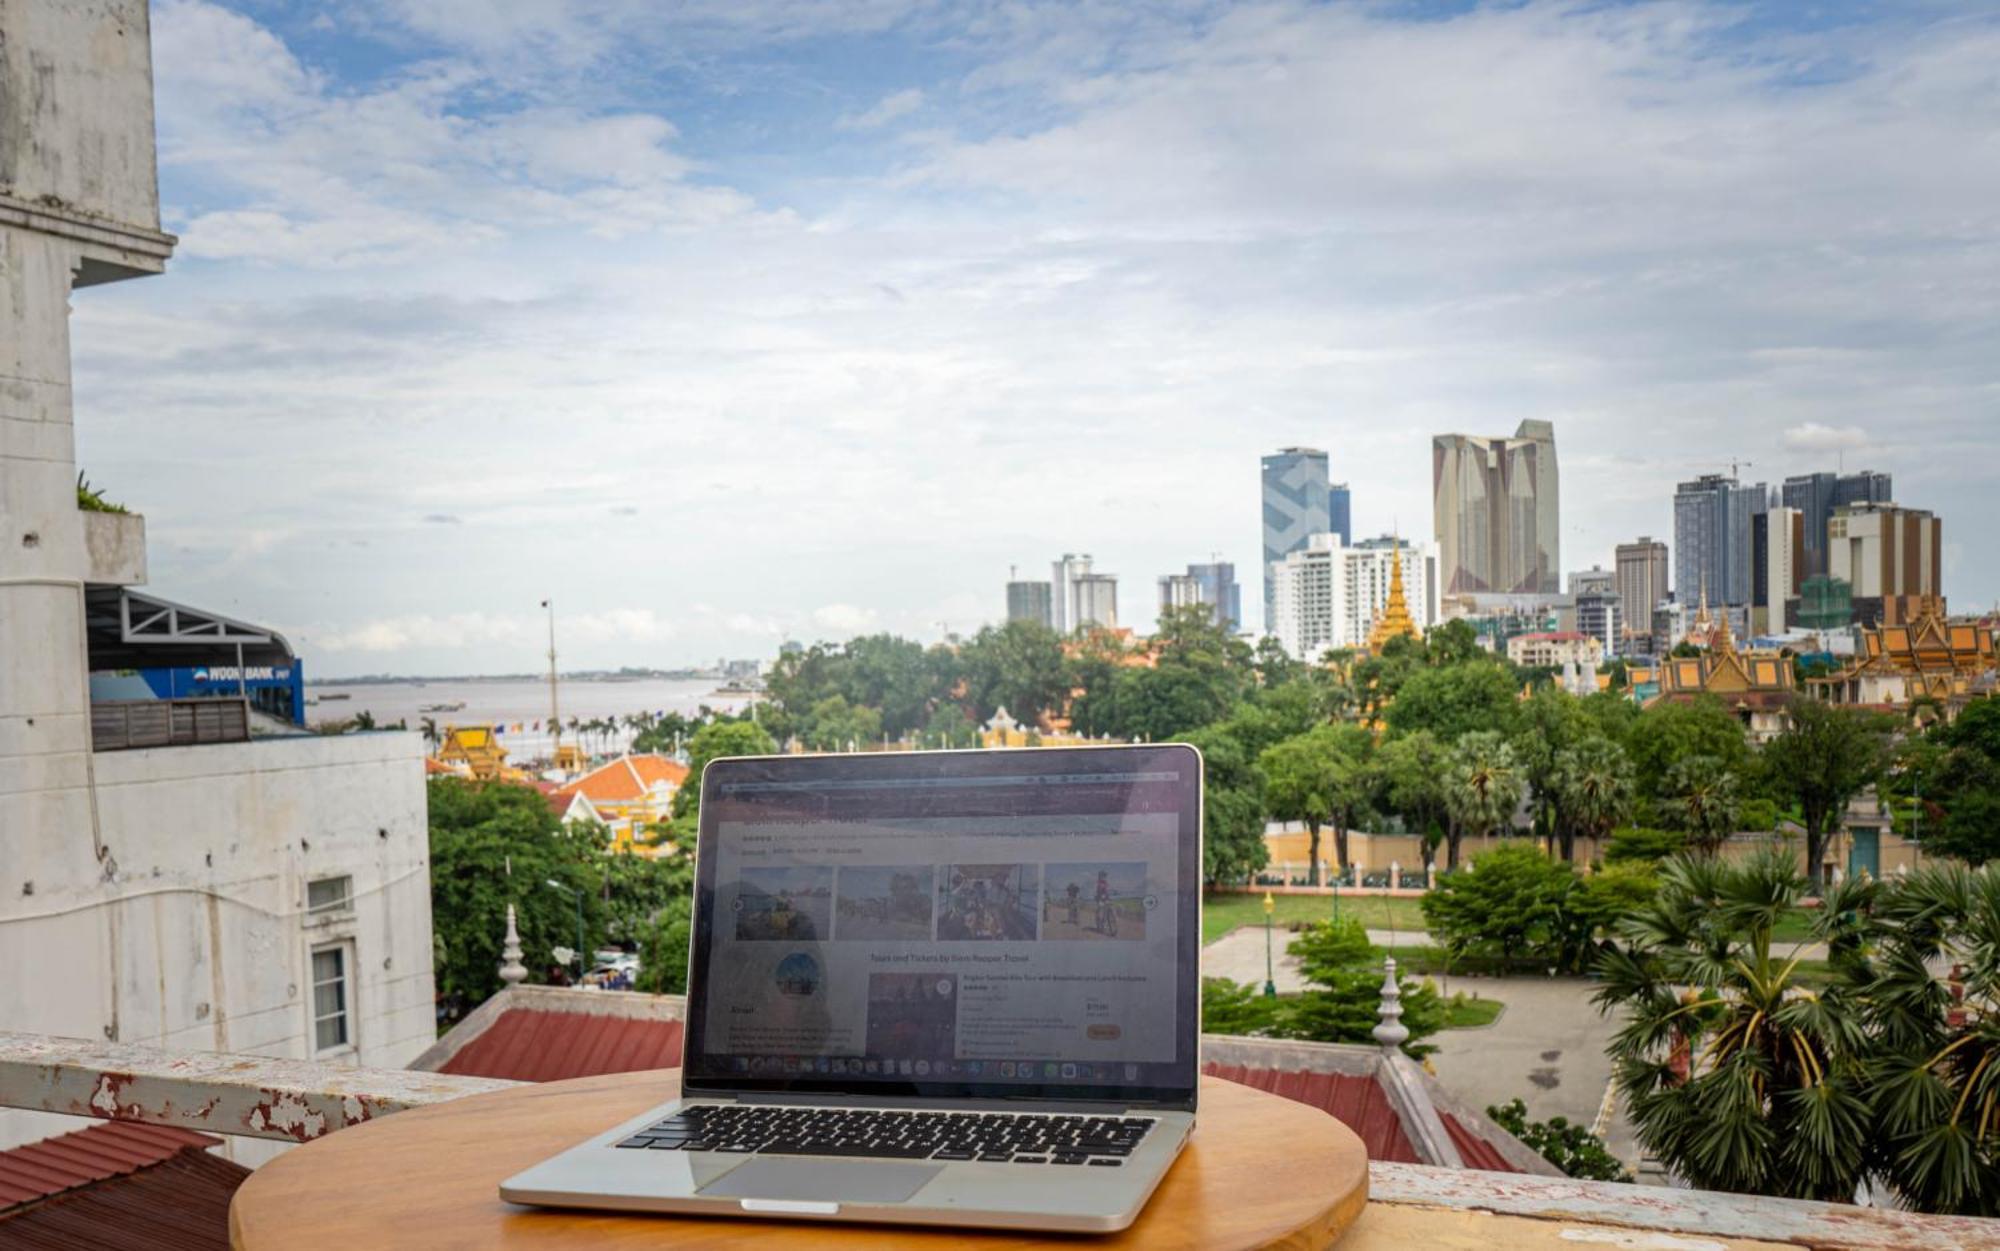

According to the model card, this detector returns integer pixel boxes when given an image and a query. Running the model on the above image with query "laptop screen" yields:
[680,745,1202,1110]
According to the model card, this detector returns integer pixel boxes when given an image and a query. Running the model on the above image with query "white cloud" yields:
[1781,423,1870,453]
[839,88,924,130]
[69,1,2000,675]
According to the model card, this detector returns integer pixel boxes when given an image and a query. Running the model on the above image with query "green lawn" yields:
[1202,890,1431,945]
[1204,889,1822,948]
[1440,994,1505,1029]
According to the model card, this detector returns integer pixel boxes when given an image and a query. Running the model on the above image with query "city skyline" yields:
[78,1,2000,676]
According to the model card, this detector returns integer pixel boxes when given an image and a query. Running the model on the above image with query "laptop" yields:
[501,743,1203,1233]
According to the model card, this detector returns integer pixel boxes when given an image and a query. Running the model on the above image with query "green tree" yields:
[670,719,780,818]
[1900,700,2000,865]
[1442,730,1524,869]
[1551,736,1633,862]
[955,617,1070,725]
[1624,696,1751,802]
[1604,826,1687,866]
[1760,699,1892,889]
[800,693,883,752]
[1420,842,1573,967]
[1200,977,1280,1035]
[1844,862,2000,1214]
[1260,725,1371,881]
[1182,722,1268,886]
[1372,729,1450,859]
[921,703,979,749]
[426,778,614,1016]
[1658,755,1742,857]
[1513,686,1594,852]
[1594,850,1871,1201]
[1384,660,1523,743]
[1486,1099,1628,1181]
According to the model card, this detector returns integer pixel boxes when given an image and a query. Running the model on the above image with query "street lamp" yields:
[545,879,584,975]
[1262,890,1277,999]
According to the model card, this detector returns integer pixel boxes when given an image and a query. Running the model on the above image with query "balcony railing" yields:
[90,697,250,752]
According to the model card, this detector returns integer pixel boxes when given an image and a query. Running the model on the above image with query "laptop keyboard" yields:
[616,1105,1156,1166]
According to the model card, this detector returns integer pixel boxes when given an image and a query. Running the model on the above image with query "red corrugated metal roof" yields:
[0,1121,221,1209]
[0,1145,248,1250]
[1201,1062,1420,1164]
[1440,1111,1520,1172]
[436,1009,685,1082]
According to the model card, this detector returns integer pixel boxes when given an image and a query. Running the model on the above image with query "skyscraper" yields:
[1328,483,1352,547]
[1006,578,1053,628]
[1430,419,1560,597]
[1261,448,1331,631]
[1051,553,1092,634]
[1781,470,1892,578]
[1166,561,1242,632]
[1673,474,1768,608]
[1073,573,1119,630]
[1614,538,1670,650]
[1827,502,1942,626]
[1268,534,1438,661]
[1751,506,1804,634]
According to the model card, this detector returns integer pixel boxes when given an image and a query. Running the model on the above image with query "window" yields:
[312,945,351,1053]
[307,875,352,915]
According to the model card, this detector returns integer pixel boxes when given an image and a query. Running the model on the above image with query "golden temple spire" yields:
[1366,535,1421,653]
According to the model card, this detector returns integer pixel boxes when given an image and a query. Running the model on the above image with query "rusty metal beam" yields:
[0,1031,516,1143]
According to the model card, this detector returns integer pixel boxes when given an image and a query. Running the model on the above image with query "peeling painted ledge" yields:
[0,1030,515,1143]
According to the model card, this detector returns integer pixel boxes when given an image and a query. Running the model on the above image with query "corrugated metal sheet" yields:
[0,1121,220,1208]
[1202,1062,1421,1164]
[436,1009,685,1083]
[1439,1111,1520,1172]
[0,1146,248,1250]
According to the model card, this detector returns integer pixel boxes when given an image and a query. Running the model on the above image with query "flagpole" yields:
[542,598,562,767]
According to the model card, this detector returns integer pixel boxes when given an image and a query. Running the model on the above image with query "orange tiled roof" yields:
[554,754,688,805]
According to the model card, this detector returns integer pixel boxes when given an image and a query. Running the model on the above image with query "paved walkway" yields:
[1202,926,1642,1168]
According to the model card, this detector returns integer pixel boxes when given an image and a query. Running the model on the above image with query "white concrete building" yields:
[0,0,435,1159]
[1270,534,1438,661]
[1506,631,1604,670]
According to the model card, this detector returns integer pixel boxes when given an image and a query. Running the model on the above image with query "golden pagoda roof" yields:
[1366,539,1422,653]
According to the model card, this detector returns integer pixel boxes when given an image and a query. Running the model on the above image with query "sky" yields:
[70,0,2000,677]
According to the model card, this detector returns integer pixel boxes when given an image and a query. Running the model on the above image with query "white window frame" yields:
[310,941,355,1058]
[306,874,354,917]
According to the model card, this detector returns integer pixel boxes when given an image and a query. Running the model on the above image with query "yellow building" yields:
[436,725,509,781]
[1645,611,1798,741]
[552,754,690,856]
[1808,603,1996,722]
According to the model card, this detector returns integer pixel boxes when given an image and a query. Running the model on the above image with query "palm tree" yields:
[1842,862,2000,1214]
[1442,730,1522,870]
[1659,755,1741,857]
[1594,849,1871,1201]
[1553,737,1633,862]
[419,716,440,751]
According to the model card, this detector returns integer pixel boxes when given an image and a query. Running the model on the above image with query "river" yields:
[307,677,753,758]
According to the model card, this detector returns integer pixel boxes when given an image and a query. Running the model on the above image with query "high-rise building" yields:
[1163,561,1242,632]
[1328,483,1352,547]
[1269,534,1438,661]
[1614,538,1670,651]
[1007,579,1053,628]
[1673,474,1768,607]
[1073,573,1119,630]
[1574,587,1621,657]
[1751,506,1804,634]
[1782,470,1892,578]
[1827,502,1942,626]
[1051,553,1092,634]
[1261,448,1332,630]
[1431,419,1560,597]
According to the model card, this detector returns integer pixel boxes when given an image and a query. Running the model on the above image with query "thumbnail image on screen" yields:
[936,864,1038,941]
[734,866,834,941]
[835,865,935,941]
[1042,862,1148,941]
[865,973,957,1060]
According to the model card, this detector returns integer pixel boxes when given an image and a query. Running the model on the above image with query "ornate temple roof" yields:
[1366,539,1422,653]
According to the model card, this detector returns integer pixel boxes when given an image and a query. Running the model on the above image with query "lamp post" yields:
[545,879,584,974]
[1262,890,1277,999]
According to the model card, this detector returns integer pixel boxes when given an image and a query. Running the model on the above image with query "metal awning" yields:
[83,587,296,670]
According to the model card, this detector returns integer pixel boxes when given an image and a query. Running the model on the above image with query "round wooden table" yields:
[231,1071,1368,1249]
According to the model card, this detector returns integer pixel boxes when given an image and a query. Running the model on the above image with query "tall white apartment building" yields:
[1270,535,1438,661]
[1,2,436,1160]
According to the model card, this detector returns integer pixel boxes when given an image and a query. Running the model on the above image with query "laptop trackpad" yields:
[698,1158,940,1204]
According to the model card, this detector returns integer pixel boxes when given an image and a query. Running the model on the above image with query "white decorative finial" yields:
[1373,957,1409,1051]
[499,903,528,987]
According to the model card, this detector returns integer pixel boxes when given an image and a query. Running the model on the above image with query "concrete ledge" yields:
[1368,1161,1994,1250]
[81,510,145,585]
[0,1030,516,1143]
